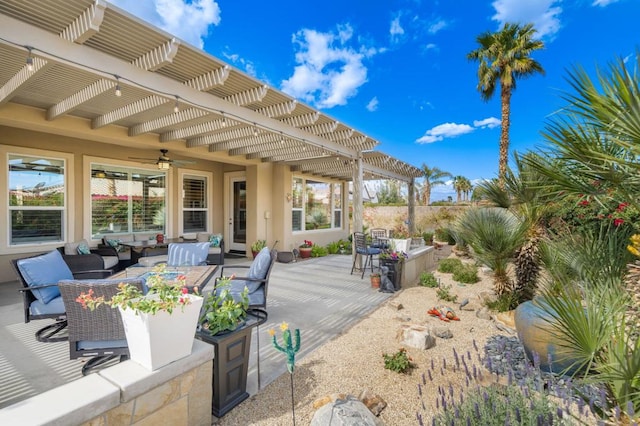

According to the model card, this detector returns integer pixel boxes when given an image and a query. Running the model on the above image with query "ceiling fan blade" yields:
[128,156,158,161]
[172,160,197,166]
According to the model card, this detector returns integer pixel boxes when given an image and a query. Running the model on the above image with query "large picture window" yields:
[182,174,208,233]
[90,164,166,238]
[8,154,66,245]
[291,177,342,231]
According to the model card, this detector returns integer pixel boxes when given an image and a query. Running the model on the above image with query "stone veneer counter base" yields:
[0,340,213,426]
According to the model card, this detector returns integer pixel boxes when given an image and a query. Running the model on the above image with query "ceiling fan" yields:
[129,149,196,169]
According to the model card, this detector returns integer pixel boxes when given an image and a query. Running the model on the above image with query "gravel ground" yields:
[216,249,514,426]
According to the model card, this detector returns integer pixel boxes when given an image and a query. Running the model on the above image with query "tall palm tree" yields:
[420,164,452,205]
[460,177,473,201]
[467,22,545,186]
[452,176,465,203]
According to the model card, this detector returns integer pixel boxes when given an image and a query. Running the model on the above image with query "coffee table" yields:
[110,264,218,293]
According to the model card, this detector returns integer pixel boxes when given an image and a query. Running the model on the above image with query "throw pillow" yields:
[243,247,271,292]
[208,233,222,248]
[106,238,121,248]
[77,243,91,255]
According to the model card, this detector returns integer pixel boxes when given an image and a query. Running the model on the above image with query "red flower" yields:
[181,287,188,294]
[614,218,624,227]
[579,200,590,206]
[617,203,628,212]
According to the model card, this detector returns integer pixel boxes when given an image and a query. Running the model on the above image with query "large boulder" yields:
[396,324,436,350]
[311,396,385,426]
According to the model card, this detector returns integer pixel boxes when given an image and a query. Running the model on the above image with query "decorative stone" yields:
[311,396,385,426]
[389,302,404,310]
[432,326,453,339]
[494,310,516,329]
[396,324,436,350]
[358,389,387,416]
[313,393,349,409]
[475,307,491,320]
[478,291,497,305]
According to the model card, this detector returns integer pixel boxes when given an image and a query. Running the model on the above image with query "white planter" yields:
[119,294,203,371]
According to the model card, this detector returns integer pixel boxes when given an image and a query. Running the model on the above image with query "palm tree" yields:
[460,177,472,201]
[455,207,528,296]
[420,164,452,205]
[467,22,545,186]
[452,176,468,203]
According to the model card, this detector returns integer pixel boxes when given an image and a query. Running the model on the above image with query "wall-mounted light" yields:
[286,192,292,202]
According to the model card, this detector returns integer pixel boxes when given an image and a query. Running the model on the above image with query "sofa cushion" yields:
[196,232,210,243]
[181,232,197,240]
[64,239,89,255]
[242,247,271,292]
[17,250,73,304]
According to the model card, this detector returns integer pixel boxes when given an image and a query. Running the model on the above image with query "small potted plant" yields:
[76,263,203,371]
[299,239,313,259]
[379,248,408,291]
[195,277,257,417]
[370,272,381,289]
[251,240,266,258]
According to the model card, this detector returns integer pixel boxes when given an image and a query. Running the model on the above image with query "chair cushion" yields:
[181,232,197,240]
[29,295,65,316]
[64,239,90,255]
[102,256,120,270]
[208,233,223,248]
[196,232,210,242]
[215,282,265,306]
[77,339,127,350]
[167,242,209,266]
[244,247,271,292]
[17,250,73,304]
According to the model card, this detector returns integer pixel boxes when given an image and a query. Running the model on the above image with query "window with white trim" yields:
[182,174,208,233]
[8,153,66,245]
[291,177,342,231]
[90,164,166,238]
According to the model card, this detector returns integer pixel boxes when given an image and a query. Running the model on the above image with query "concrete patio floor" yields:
[0,254,394,413]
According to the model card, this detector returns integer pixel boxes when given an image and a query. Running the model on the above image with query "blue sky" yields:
[109,0,639,202]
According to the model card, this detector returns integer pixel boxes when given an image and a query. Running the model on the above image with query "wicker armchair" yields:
[58,278,144,375]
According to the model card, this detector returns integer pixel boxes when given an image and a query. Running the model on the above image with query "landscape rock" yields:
[389,302,404,311]
[494,310,516,329]
[396,324,436,350]
[311,396,385,426]
[476,307,492,320]
[431,326,453,339]
[313,393,349,409]
[358,389,387,416]
[478,291,497,305]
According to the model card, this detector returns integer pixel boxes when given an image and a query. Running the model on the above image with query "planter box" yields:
[380,258,403,291]
[119,294,203,371]
[196,315,259,417]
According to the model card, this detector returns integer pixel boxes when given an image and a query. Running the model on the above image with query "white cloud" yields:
[491,0,562,39]
[109,0,221,48]
[281,24,378,109]
[592,0,619,5]
[390,17,405,42]
[473,117,501,129]
[222,51,258,77]
[428,19,448,34]
[416,122,474,144]
[366,97,379,112]
[425,43,437,51]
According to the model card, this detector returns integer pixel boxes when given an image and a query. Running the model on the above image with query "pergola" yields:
[0,0,423,234]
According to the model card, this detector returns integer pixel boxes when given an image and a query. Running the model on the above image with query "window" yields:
[182,174,208,233]
[8,154,66,245]
[90,164,166,238]
[291,177,342,231]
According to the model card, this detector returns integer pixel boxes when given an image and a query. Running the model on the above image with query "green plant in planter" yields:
[251,240,266,252]
[198,277,249,336]
[310,245,328,257]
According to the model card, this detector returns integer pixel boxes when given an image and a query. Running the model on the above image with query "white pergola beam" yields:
[47,78,114,120]
[92,95,168,129]
[0,57,48,106]
[184,65,229,91]
[131,38,180,71]
[280,112,320,127]
[224,85,267,106]
[128,108,208,136]
[255,100,297,118]
[59,0,106,43]
[160,117,238,142]
[301,121,339,135]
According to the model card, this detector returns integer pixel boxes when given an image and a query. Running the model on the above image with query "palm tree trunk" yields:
[499,85,512,187]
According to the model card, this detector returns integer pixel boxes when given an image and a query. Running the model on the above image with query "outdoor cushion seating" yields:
[182,232,225,265]
[214,247,276,318]
[370,228,389,249]
[11,250,112,342]
[58,278,144,375]
[350,231,382,279]
[56,241,119,274]
[167,242,210,266]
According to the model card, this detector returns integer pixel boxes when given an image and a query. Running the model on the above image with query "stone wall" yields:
[0,340,213,426]
[363,205,467,235]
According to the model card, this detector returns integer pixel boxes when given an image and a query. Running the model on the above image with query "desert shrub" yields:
[485,292,519,312]
[382,348,413,373]
[419,272,439,288]
[326,241,342,254]
[422,231,434,245]
[438,258,463,273]
[452,264,479,284]
[436,283,458,303]
[435,227,456,245]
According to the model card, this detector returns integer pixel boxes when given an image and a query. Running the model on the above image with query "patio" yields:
[0,254,394,417]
